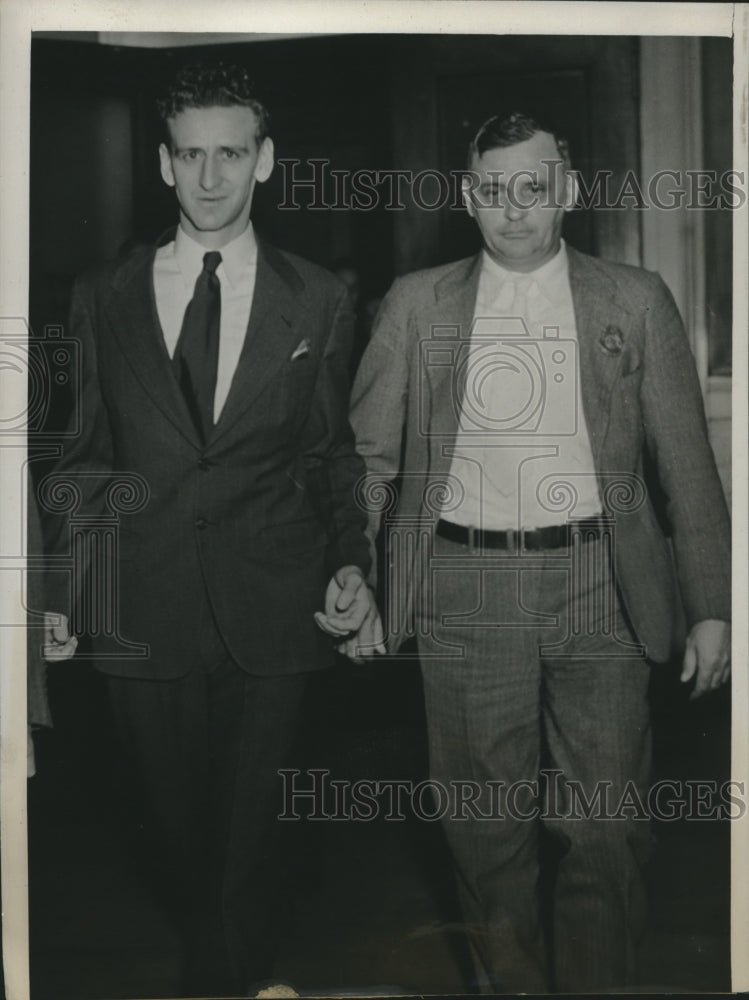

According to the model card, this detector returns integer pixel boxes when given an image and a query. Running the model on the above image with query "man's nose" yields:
[199,154,221,189]
[504,197,525,222]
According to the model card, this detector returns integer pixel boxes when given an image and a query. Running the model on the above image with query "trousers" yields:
[106,594,309,995]
[417,532,654,992]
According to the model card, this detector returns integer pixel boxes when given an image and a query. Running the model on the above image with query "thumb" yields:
[53,623,70,643]
[45,611,69,642]
[334,570,363,612]
[372,613,387,655]
[680,638,697,684]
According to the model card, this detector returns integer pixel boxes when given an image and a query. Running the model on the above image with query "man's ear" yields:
[562,169,578,213]
[254,137,274,184]
[462,172,477,219]
[159,143,175,188]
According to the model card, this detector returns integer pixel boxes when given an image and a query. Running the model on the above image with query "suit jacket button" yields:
[196,517,208,530]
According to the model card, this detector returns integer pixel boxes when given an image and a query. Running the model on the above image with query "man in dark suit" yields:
[43,60,376,996]
[349,113,731,992]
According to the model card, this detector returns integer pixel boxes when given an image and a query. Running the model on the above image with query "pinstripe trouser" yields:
[417,532,654,993]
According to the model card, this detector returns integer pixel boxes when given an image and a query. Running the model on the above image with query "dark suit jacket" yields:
[350,245,731,663]
[45,236,370,679]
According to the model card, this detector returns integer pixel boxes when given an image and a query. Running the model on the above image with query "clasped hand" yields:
[315,565,386,663]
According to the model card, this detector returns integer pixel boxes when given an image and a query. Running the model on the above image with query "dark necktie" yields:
[173,250,222,441]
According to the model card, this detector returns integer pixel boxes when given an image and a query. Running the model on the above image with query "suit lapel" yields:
[103,242,202,448]
[209,240,302,445]
[567,246,634,465]
[425,255,482,481]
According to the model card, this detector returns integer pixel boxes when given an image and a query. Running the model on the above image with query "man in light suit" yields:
[350,113,731,992]
[43,60,376,996]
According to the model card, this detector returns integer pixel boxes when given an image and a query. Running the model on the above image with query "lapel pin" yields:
[599,325,624,356]
[290,338,311,361]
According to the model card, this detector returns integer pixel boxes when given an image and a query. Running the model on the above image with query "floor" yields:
[26,655,731,998]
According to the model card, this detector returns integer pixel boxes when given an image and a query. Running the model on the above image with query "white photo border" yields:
[1,2,745,998]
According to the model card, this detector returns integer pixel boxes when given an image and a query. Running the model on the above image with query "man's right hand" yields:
[43,611,78,662]
[335,593,386,665]
[314,568,386,664]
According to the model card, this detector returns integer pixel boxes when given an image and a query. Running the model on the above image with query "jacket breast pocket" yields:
[255,355,320,435]
[275,352,318,400]
[287,351,318,385]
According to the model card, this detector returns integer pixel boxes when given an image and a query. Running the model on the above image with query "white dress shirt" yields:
[153,224,258,421]
[445,241,602,529]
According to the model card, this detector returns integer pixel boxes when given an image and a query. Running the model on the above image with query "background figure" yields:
[2,480,75,999]
[27,486,52,777]
[350,112,731,992]
[331,258,382,377]
[42,60,375,997]
[332,259,361,314]
[27,477,78,775]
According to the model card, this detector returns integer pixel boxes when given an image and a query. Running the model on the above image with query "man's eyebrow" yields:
[171,143,251,153]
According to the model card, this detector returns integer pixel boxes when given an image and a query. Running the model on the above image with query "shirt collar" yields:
[174,224,258,291]
[480,239,569,289]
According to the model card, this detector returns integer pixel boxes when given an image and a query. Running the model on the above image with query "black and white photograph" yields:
[1,2,747,999]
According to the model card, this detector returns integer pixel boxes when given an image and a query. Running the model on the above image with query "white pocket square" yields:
[291,338,310,361]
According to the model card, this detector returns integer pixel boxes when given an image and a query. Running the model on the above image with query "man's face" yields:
[159,105,274,248]
[463,131,574,273]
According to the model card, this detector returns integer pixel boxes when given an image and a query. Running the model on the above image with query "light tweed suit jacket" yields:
[350,245,731,661]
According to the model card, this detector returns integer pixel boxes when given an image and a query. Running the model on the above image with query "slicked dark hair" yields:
[468,111,570,168]
[157,61,270,146]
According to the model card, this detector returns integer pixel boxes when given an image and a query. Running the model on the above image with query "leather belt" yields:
[436,516,608,552]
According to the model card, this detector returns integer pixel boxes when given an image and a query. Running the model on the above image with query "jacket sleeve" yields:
[640,271,731,626]
[299,284,372,578]
[348,278,412,587]
[42,276,115,617]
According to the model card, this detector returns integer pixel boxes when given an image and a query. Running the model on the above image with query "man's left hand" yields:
[315,565,386,661]
[680,618,731,699]
[43,611,79,662]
